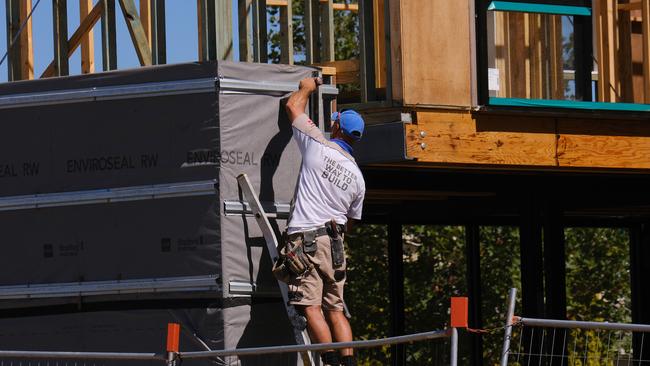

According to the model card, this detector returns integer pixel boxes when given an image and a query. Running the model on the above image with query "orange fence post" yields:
[166,323,180,366]
[450,297,468,328]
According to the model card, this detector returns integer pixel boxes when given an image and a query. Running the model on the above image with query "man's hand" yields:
[286,77,323,122]
[299,77,322,93]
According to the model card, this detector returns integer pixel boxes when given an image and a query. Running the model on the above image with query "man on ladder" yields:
[276,77,366,366]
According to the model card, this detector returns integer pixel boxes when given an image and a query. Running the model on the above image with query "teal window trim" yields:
[489,97,650,112]
[487,1,591,16]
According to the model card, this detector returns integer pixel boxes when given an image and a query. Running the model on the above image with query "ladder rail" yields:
[236,173,314,366]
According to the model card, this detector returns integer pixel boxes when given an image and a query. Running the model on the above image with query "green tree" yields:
[345,224,391,365]
[268,1,359,65]
[480,226,521,366]
[565,228,630,323]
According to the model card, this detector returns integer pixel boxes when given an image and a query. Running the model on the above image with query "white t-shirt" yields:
[287,114,366,234]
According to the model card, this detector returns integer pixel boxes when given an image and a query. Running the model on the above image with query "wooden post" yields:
[5,0,20,81]
[304,0,319,64]
[595,0,619,102]
[216,0,233,60]
[373,0,386,89]
[574,12,593,101]
[198,0,233,61]
[549,15,564,100]
[381,0,391,102]
[279,0,293,64]
[151,0,166,64]
[19,0,34,79]
[197,0,209,60]
[40,0,104,78]
[510,13,527,98]
[389,0,403,101]
[118,0,152,66]
[140,0,152,48]
[528,13,543,99]
[642,0,650,102]
[523,13,532,99]
[238,0,253,62]
[52,0,69,77]
[101,0,117,71]
[80,0,95,74]
[618,0,633,102]
[252,0,268,62]
[320,0,334,62]
[495,11,510,98]
[359,0,376,101]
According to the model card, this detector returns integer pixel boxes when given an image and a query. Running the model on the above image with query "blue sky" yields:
[0,0,242,82]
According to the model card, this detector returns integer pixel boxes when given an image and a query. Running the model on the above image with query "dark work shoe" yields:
[321,351,340,365]
[340,355,356,366]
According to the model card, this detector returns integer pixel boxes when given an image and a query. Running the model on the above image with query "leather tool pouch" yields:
[327,219,345,268]
[272,233,313,282]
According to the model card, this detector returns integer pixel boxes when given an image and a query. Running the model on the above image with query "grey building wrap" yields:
[0,61,319,365]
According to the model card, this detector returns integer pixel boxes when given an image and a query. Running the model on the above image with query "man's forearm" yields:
[286,78,321,122]
[286,87,312,122]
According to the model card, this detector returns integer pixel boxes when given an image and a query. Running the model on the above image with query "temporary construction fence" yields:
[500,288,650,366]
[0,297,467,366]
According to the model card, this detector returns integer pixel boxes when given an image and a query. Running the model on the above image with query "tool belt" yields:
[272,220,345,283]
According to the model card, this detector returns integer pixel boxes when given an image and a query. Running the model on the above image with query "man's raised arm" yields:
[285,77,322,122]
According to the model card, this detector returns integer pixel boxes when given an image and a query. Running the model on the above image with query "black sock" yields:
[340,355,356,366]
[321,351,340,365]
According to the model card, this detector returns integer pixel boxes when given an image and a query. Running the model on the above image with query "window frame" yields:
[474,0,650,112]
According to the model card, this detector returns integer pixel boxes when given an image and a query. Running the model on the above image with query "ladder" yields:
[236,173,314,366]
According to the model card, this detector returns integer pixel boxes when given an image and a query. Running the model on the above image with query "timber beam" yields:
[118,0,152,66]
[406,110,650,170]
[5,0,34,81]
[80,0,95,74]
[42,1,104,78]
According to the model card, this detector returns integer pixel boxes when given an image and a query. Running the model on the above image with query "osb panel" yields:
[400,0,472,107]
[406,111,557,166]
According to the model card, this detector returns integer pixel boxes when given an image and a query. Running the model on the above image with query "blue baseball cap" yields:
[330,110,365,141]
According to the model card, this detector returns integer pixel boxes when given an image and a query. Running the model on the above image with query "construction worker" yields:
[283,77,366,366]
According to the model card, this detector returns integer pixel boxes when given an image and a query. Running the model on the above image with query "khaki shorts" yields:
[287,234,347,311]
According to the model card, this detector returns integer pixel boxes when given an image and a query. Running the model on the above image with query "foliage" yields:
[565,228,631,324]
[401,225,467,365]
[344,224,631,365]
[345,224,391,365]
[268,1,360,65]
[479,226,522,365]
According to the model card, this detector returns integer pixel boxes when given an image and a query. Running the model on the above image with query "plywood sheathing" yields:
[399,0,472,106]
[407,110,650,170]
